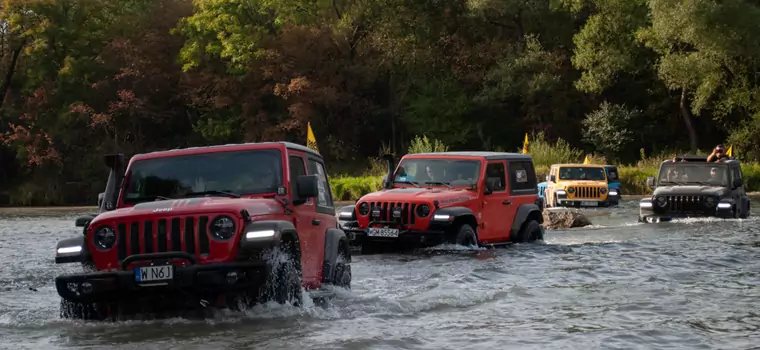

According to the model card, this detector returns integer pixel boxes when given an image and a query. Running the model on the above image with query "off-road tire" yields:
[739,201,750,219]
[332,244,352,289]
[448,224,477,247]
[260,240,303,306]
[513,219,543,243]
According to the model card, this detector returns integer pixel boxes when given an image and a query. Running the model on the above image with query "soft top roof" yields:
[403,151,532,161]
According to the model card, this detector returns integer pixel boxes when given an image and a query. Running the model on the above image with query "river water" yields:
[1,198,760,349]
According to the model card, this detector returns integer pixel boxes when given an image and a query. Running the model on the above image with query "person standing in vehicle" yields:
[707,145,729,162]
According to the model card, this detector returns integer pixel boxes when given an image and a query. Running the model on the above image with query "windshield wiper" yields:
[424,181,453,189]
[181,190,240,198]
[130,195,173,202]
[395,180,420,188]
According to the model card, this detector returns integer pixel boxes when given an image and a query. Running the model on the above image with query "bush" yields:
[523,131,585,168]
[407,135,449,154]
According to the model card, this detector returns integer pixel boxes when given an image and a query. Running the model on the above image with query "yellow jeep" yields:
[544,163,620,208]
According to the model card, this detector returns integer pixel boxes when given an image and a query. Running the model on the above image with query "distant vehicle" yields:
[53,142,352,320]
[639,155,750,223]
[337,152,545,254]
[540,163,620,208]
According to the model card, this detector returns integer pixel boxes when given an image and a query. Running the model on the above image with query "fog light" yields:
[226,271,238,284]
[80,282,93,294]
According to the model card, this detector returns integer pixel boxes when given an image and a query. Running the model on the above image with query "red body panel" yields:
[86,142,334,289]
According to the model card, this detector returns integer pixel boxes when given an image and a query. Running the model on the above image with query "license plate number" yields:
[135,265,173,283]
[581,201,598,206]
[366,227,400,237]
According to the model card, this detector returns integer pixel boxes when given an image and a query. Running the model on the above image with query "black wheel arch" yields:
[321,228,350,284]
[238,220,301,259]
[55,236,91,264]
[429,206,478,234]
[510,204,543,238]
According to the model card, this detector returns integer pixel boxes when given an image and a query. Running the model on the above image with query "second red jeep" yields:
[338,152,545,253]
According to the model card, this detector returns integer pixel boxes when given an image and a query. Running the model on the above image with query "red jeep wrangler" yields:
[338,152,545,253]
[53,142,351,320]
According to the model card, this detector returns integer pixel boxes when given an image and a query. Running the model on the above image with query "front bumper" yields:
[55,252,268,303]
[638,203,734,221]
[554,196,619,207]
[339,220,447,246]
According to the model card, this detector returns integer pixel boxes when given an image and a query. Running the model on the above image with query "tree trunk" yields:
[679,88,698,152]
[0,39,26,111]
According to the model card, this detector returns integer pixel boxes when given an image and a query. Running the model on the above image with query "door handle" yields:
[312,219,321,226]
[503,200,512,205]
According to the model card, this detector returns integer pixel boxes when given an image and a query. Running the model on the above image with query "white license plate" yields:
[580,201,598,206]
[135,265,174,283]
[366,227,400,237]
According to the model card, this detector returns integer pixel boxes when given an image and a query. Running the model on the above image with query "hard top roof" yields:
[403,151,533,160]
[130,141,321,161]
[551,163,606,167]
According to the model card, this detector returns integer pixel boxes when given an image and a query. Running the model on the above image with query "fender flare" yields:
[510,204,543,237]
[336,205,356,221]
[321,228,350,283]
[429,206,478,234]
[55,236,90,264]
[238,220,300,257]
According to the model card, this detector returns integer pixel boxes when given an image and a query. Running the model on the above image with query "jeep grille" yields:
[115,216,211,262]
[570,186,603,199]
[367,201,417,225]
[659,195,715,214]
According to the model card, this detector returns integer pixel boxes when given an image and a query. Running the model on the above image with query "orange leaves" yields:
[0,117,61,166]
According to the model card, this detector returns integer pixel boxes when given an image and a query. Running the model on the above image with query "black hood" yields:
[652,185,728,197]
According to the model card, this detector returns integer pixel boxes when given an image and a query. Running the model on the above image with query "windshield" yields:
[558,167,606,181]
[123,149,283,204]
[657,164,729,186]
[394,158,481,187]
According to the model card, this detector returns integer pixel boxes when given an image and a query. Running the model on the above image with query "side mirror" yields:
[294,174,319,204]
[75,214,96,228]
[550,175,556,183]
[646,176,655,188]
[484,177,499,195]
[734,177,743,188]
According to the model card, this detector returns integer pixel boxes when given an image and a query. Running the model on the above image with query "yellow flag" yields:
[726,145,733,157]
[306,122,319,153]
[522,133,529,154]
[583,155,590,164]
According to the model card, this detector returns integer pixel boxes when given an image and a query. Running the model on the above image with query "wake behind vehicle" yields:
[638,155,750,223]
[541,163,620,208]
[337,152,545,254]
[53,142,352,320]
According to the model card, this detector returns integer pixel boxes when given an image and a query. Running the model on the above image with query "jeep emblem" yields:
[153,208,173,213]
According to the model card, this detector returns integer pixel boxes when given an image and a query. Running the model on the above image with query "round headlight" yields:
[656,196,667,207]
[358,202,370,216]
[600,188,607,195]
[210,216,236,240]
[416,204,431,218]
[567,187,575,194]
[94,226,116,251]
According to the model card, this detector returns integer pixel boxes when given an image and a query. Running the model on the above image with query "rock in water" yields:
[542,209,592,229]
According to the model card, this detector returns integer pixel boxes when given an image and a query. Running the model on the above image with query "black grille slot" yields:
[114,215,213,262]
[184,217,196,254]
[369,201,416,225]
[143,221,154,253]
[170,218,182,251]
[199,216,210,255]
[129,222,140,256]
[117,223,127,261]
